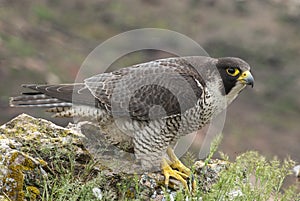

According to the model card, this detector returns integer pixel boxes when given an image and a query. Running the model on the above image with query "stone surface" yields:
[0,114,91,201]
[0,114,228,200]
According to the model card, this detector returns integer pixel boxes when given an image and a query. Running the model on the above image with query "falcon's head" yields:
[215,57,254,104]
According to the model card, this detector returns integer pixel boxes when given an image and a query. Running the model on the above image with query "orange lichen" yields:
[4,153,25,201]
[38,159,47,167]
[26,186,40,200]
[2,151,42,201]
[0,114,89,201]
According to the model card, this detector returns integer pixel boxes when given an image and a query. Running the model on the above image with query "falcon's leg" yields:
[161,147,196,191]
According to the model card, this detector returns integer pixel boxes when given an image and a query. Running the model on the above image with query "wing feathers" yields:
[11,56,212,120]
[84,57,206,120]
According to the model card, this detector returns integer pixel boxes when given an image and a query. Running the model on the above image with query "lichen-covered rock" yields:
[194,159,229,192]
[0,114,228,201]
[0,114,92,201]
[1,150,44,200]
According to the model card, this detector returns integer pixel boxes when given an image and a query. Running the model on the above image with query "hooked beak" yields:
[237,70,254,87]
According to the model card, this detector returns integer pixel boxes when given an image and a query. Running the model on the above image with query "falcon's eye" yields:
[226,67,240,76]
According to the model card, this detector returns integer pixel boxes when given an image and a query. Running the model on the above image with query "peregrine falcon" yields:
[10,56,254,189]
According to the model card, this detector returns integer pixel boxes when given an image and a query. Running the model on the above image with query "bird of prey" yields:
[10,56,254,190]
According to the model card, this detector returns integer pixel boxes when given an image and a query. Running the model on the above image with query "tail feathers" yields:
[10,94,72,108]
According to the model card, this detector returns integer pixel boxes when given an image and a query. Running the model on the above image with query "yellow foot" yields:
[161,147,196,191]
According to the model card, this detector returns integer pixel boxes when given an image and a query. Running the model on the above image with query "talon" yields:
[161,158,188,189]
[161,147,197,192]
[167,147,191,176]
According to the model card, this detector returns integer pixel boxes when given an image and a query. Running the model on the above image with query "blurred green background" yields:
[0,0,299,165]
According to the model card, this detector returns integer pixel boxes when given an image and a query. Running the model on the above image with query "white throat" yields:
[225,83,246,105]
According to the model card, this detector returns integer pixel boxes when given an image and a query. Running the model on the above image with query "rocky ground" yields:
[0,114,299,200]
[0,114,233,201]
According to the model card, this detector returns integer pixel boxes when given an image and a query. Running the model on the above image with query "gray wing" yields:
[85,57,209,120]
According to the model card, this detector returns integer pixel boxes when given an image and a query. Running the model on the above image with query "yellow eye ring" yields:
[226,67,240,76]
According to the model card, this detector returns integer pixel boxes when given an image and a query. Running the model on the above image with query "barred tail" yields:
[9,83,102,119]
[9,84,76,108]
[9,93,72,108]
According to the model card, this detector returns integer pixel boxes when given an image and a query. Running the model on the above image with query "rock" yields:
[0,114,228,200]
[294,165,300,178]
[0,114,91,201]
